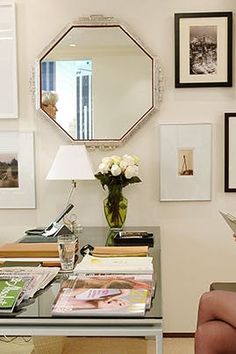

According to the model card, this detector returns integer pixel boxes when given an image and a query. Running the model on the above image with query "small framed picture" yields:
[159,123,212,201]
[175,12,232,87]
[0,132,35,208]
[224,113,236,192]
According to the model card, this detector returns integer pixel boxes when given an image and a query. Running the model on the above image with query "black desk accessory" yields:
[113,230,154,247]
[25,203,74,237]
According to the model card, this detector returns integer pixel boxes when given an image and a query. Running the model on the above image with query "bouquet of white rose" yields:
[95,155,141,228]
[95,154,141,187]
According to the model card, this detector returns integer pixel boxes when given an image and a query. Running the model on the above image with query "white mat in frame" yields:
[159,123,212,201]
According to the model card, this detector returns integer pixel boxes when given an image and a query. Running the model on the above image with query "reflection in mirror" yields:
[41,91,59,120]
[38,16,161,147]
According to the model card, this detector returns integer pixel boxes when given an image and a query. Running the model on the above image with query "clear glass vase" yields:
[103,186,128,229]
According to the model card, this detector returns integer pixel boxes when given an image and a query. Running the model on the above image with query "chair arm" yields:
[210,282,236,292]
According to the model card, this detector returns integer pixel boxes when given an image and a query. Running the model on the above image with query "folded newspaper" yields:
[0,266,60,301]
[219,211,236,233]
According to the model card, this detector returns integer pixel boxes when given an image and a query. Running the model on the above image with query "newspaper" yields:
[0,266,60,300]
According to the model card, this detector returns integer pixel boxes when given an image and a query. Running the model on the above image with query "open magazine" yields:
[219,211,236,233]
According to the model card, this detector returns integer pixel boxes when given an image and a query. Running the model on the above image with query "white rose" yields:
[98,162,109,174]
[124,165,136,179]
[111,164,122,176]
[111,155,121,165]
[132,165,139,176]
[133,155,140,165]
[102,157,112,167]
[119,159,128,171]
[123,155,135,166]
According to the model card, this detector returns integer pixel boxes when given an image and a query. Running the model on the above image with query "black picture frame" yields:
[225,113,236,192]
[175,12,232,88]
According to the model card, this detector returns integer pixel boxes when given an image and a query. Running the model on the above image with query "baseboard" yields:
[163,332,194,338]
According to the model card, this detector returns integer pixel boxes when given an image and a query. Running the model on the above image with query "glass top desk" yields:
[0,226,162,354]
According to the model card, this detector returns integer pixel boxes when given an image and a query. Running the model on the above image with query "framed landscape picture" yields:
[225,113,236,192]
[0,132,35,208]
[175,12,232,87]
[159,123,212,201]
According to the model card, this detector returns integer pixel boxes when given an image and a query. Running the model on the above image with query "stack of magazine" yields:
[52,254,154,317]
[0,266,60,313]
[73,254,153,274]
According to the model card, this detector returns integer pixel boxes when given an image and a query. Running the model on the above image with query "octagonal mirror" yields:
[37,15,161,147]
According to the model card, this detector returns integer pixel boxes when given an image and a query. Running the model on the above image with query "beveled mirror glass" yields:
[37,15,162,147]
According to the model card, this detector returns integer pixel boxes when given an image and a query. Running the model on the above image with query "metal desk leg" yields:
[156,330,163,354]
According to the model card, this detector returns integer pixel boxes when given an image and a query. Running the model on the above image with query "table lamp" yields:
[46,144,95,206]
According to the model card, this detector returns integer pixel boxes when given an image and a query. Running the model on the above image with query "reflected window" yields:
[41,60,92,140]
[41,61,56,91]
[76,60,92,139]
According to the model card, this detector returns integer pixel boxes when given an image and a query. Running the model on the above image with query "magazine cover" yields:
[61,274,155,309]
[52,288,148,317]
[0,278,25,313]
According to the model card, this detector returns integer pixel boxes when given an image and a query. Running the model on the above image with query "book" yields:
[0,278,25,313]
[0,258,61,267]
[74,254,153,275]
[61,274,155,309]
[52,287,148,317]
[0,243,59,258]
[2,261,43,267]
[91,246,149,257]
[219,211,236,233]
[0,260,61,267]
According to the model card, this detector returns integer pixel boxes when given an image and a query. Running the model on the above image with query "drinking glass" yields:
[57,234,76,271]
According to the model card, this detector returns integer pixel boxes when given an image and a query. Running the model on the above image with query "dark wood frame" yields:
[225,113,236,192]
[175,12,232,88]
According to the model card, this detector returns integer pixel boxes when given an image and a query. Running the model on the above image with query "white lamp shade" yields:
[46,145,95,181]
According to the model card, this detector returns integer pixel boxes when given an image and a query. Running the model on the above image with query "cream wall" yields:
[0,0,236,332]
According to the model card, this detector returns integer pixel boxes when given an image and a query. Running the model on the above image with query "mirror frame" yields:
[36,15,162,148]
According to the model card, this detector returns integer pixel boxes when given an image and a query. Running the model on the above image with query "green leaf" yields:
[94,172,142,190]
[128,176,142,184]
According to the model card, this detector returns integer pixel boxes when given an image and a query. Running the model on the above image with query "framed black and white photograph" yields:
[175,12,232,88]
[159,123,212,201]
[0,132,35,208]
[225,113,236,192]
